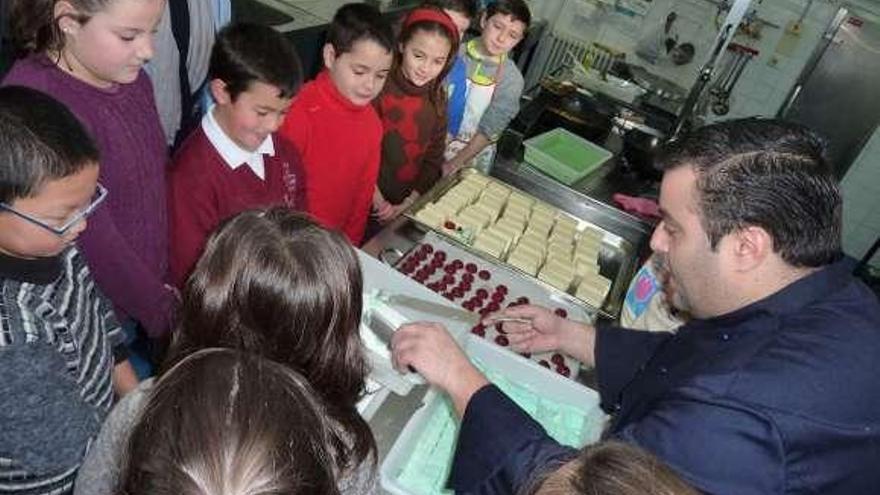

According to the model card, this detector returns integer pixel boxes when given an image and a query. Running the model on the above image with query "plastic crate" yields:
[523,128,612,185]
[380,333,608,495]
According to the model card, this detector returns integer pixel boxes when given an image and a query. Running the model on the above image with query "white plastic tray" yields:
[379,333,608,495]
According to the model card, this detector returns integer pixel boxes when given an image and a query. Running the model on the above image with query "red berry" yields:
[443,221,456,230]
[462,301,474,311]
[486,301,500,312]
[434,251,446,261]
[478,270,491,280]
[495,335,509,346]
[475,288,489,300]
[462,273,475,283]
[554,308,568,318]
[443,274,455,285]
[471,326,486,337]
[452,287,465,298]
[491,292,505,303]
[478,308,492,316]
[551,353,565,366]
[443,292,455,300]
[444,264,456,274]
[465,263,478,273]
[557,365,571,377]
[471,297,484,308]
[539,360,551,369]
[495,284,508,294]
[423,244,434,253]
[459,282,472,292]
[517,296,530,305]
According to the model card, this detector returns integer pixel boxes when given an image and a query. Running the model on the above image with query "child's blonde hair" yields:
[117,348,342,495]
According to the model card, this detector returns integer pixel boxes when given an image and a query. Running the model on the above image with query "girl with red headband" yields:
[370,7,461,228]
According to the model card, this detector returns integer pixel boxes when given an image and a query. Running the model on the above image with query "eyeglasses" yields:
[0,183,108,236]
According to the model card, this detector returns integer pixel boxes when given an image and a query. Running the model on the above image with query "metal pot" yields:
[620,121,667,180]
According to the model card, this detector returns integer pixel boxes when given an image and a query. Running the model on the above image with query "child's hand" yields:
[374,200,398,222]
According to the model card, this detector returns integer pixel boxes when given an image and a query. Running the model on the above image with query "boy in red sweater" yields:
[168,23,306,286]
[279,3,394,245]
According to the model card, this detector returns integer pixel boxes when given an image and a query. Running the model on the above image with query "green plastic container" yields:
[523,128,612,185]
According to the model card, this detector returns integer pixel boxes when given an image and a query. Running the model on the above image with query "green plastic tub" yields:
[523,128,612,185]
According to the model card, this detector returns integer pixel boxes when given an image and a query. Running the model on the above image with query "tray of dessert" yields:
[394,233,593,379]
[405,169,634,317]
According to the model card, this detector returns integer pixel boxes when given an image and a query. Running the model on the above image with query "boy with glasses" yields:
[0,86,137,495]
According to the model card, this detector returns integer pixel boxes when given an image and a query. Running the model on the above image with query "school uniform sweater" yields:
[374,70,446,205]
[279,71,382,245]
[167,122,306,286]
[3,55,173,338]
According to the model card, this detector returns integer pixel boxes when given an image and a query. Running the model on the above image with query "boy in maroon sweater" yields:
[168,23,306,286]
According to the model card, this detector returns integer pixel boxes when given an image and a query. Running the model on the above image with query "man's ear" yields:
[322,44,337,70]
[729,226,773,272]
[210,79,231,105]
[480,12,489,30]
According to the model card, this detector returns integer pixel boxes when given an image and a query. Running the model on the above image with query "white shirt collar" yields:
[202,105,274,180]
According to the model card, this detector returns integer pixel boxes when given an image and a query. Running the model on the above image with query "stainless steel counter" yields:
[235,0,420,32]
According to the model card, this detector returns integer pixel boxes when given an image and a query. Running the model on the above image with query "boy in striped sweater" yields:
[0,86,137,495]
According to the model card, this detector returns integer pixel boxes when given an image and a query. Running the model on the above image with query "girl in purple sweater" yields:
[4,0,176,341]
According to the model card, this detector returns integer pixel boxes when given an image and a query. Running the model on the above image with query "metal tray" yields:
[404,169,637,318]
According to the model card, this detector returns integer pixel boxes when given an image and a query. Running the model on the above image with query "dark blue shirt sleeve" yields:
[449,384,578,494]
[614,397,785,495]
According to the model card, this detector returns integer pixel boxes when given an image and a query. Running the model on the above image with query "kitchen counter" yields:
[233,0,421,32]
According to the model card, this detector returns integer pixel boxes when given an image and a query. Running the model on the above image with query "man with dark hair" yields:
[392,118,880,494]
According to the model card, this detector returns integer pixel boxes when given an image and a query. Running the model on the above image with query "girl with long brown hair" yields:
[370,7,461,229]
[117,348,342,495]
[75,207,377,495]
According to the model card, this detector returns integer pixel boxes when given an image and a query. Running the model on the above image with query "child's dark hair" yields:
[0,86,99,203]
[165,207,376,473]
[210,22,303,101]
[327,3,394,56]
[395,8,460,114]
[7,0,110,55]
[485,0,532,30]
[422,0,477,18]
[118,349,342,495]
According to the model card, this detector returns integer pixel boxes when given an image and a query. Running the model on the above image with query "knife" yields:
[373,290,530,327]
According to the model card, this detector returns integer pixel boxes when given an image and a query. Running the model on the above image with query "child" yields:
[372,7,461,225]
[279,3,394,245]
[532,441,698,495]
[4,0,176,341]
[75,208,377,495]
[421,0,477,137]
[117,349,342,495]
[168,22,306,287]
[443,0,530,174]
[0,86,137,495]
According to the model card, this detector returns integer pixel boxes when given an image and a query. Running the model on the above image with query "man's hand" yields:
[486,304,597,367]
[392,322,489,417]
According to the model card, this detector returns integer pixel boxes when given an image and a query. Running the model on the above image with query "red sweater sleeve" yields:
[168,149,220,288]
[345,130,381,245]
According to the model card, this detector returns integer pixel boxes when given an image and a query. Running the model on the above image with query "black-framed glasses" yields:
[0,183,108,236]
